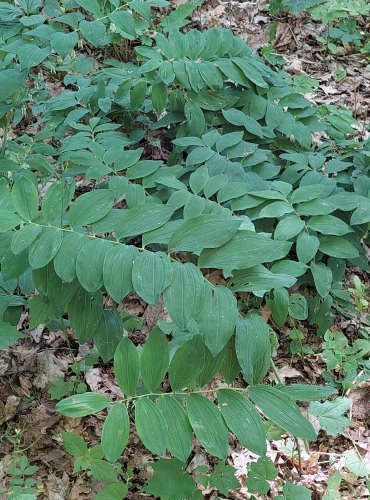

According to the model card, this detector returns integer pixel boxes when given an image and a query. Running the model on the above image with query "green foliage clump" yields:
[0,0,369,497]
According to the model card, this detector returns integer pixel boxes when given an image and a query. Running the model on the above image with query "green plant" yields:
[1,455,40,500]
[0,0,369,496]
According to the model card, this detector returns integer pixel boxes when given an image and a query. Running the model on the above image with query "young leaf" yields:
[248,385,317,440]
[102,404,130,463]
[308,397,351,436]
[218,389,267,456]
[135,397,167,456]
[56,393,111,417]
[61,432,88,458]
[157,396,193,462]
[246,457,278,495]
[114,337,140,397]
[140,327,169,392]
[146,458,197,500]
[236,315,271,385]
[186,393,229,459]
[95,483,128,500]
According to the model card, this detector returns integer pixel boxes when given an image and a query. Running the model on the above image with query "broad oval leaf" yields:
[0,211,21,232]
[236,315,271,385]
[68,190,114,228]
[132,251,173,305]
[276,384,337,401]
[169,335,207,391]
[135,397,167,456]
[12,176,38,221]
[56,393,111,417]
[186,393,229,459]
[157,395,193,462]
[199,231,291,270]
[11,224,40,254]
[28,228,63,269]
[116,203,175,239]
[76,238,111,293]
[296,232,319,264]
[319,236,359,259]
[307,215,353,236]
[103,244,137,303]
[140,327,169,392]
[248,385,317,440]
[218,389,267,456]
[54,232,87,283]
[94,309,123,363]
[197,284,238,356]
[114,337,140,397]
[102,404,130,463]
[310,262,332,298]
[68,288,103,344]
[42,178,75,225]
[168,215,241,253]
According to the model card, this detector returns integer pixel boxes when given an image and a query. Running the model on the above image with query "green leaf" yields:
[114,337,140,397]
[18,43,50,69]
[12,176,38,221]
[169,335,206,391]
[279,482,312,500]
[163,262,205,329]
[96,483,128,500]
[79,20,107,47]
[274,215,304,241]
[291,185,325,204]
[41,178,75,225]
[140,327,169,392]
[0,69,27,102]
[157,396,193,462]
[54,232,86,283]
[169,215,240,253]
[152,82,168,114]
[0,321,24,348]
[28,228,63,269]
[196,347,225,387]
[68,190,114,228]
[197,284,238,356]
[310,262,332,298]
[296,232,319,264]
[308,397,351,436]
[221,337,241,384]
[132,251,173,305]
[94,309,123,363]
[266,288,289,326]
[50,31,79,59]
[187,393,229,459]
[222,108,263,137]
[103,244,136,303]
[236,315,271,385]
[277,384,337,401]
[344,449,370,478]
[116,203,174,239]
[135,398,167,456]
[218,389,267,456]
[319,236,359,259]
[199,463,239,496]
[68,288,103,344]
[102,404,129,463]
[90,459,118,483]
[199,231,291,270]
[246,457,278,495]
[288,293,308,320]
[109,10,137,39]
[146,458,197,500]
[130,80,147,110]
[56,393,111,417]
[0,211,21,232]
[76,238,110,293]
[248,385,317,440]
[231,266,296,293]
[307,215,353,236]
[61,432,88,457]
[11,224,41,254]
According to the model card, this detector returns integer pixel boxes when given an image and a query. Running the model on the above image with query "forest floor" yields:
[0,1,369,499]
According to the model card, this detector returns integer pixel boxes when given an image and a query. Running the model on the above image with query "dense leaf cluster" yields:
[0,0,369,497]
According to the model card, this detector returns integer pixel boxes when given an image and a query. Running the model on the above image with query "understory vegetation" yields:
[0,0,369,498]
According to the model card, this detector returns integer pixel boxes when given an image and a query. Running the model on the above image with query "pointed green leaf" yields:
[54,232,87,283]
[56,393,111,417]
[248,385,317,440]
[135,398,167,456]
[140,327,169,392]
[68,190,114,228]
[236,315,271,385]
[310,262,332,298]
[102,404,129,463]
[218,389,267,456]
[11,224,41,254]
[76,238,111,293]
[94,310,123,363]
[186,393,229,459]
[132,251,173,305]
[12,176,38,221]
[28,228,63,269]
[0,211,21,232]
[296,232,319,264]
[116,203,174,239]
[103,244,136,303]
[68,288,103,343]
[169,335,207,391]
[319,236,359,259]
[157,396,192,462]
[114,337,140,397]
